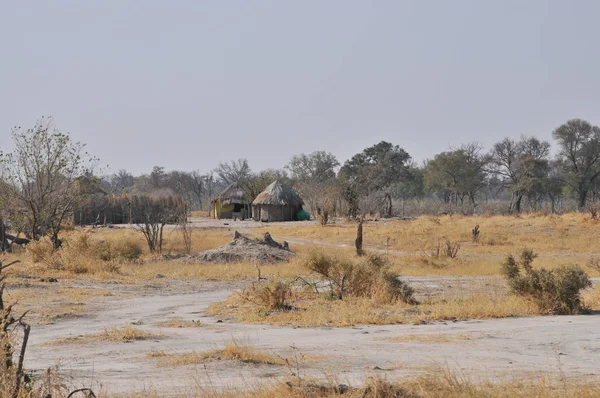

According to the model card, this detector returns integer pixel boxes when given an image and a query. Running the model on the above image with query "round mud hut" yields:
[252,180,304,222]
[213,182,251,220]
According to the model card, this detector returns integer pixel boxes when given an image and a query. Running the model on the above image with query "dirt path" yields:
[24,279,600,396]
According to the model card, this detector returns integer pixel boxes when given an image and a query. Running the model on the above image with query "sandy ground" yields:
[21,277,600,396]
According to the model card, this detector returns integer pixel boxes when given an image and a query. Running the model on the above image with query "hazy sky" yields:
[2,1,600,175]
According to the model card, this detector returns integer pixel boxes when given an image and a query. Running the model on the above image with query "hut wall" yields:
[254,204,300,222]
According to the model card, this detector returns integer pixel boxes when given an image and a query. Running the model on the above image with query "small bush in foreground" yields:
[241,280,293,311]
[501,249,591,314]
[302,252,414,304]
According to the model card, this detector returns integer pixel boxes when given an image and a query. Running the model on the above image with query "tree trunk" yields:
[159,224,164,253]
[0,218,7,252]
[51,233,62,250]
[578,189,588,211]
[355,217,364,257]
[385,193,392,218]
[509,193,523,214]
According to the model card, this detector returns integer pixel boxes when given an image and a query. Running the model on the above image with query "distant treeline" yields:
[97,119,600,217]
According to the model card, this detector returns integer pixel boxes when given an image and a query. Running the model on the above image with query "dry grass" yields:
[55,287,113,301]
[583,284,600,309]
[105,367,600,398]
[51,327,162,345]
[155,319,202,328]
[120,259,306,281]
[152,341,286,367]
[210,290,541,328]
[261,213,600,277]
[9,212,600,281]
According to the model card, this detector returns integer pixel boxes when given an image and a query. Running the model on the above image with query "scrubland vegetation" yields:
[2,119,600,396]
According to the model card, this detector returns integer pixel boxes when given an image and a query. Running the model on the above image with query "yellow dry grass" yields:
[583,284,600,309]
[104,367,600,398]
[210,290,540,328]
[6,212,600,282]
[50,327,161,345]
[152,341,286,367]
[55,287,113,301]
[259,213,600,276]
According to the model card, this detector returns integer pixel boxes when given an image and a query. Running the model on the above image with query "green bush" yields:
[302,252,415,304]
[501,249,591,314]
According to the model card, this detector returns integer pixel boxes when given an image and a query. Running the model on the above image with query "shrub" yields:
[438,238,460,258]
[240,280,292,311]
[26,238,55,264]
[25,232,139,274]
[115,238,143,260]
[302,252,414,304]
[501,249,592,314]
[94,238,142,262]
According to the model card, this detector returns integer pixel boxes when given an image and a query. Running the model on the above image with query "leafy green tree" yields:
[488,136,551,213]
[339,141,411,216]
[390,166,424,217]
[552,119,600,210]
[424,144,488,212]
[286,151,340,218]
[286,151,339,182]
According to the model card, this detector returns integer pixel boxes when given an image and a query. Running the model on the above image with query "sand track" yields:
[23,279,600,395]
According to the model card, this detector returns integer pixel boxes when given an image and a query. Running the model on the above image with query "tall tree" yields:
[339,141,411,217]
[424,144,488,212]
[286,151,339,182]
[0,117,97,247]
[150,166,167,189]
[553,119,600,209]
[286,151,340,217]
[214,158,252,186]
[489,136,551,213]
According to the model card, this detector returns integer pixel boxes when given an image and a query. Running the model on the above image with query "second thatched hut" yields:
[252,180,304,222]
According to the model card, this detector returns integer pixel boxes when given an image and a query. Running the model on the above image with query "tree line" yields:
[2,117,600,246]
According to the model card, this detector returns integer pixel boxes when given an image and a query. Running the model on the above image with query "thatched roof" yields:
[252,180,303,206]
[214,183,249,205]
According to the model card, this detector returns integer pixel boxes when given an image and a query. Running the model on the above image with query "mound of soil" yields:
[182,231,294,264]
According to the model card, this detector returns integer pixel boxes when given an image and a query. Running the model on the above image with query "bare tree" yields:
[131,195,184,253]
[0,117,98,248]
[214,159,252,186]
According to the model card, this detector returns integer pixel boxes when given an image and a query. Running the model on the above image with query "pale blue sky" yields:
[2,1,599,175]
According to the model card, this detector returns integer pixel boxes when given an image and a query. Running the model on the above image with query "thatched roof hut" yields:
[252,180,304,222]
[213,183,251,220]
